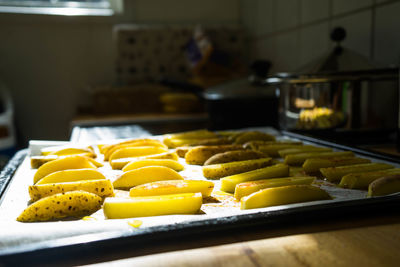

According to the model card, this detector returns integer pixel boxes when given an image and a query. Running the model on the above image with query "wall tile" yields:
[374,1,400,66]
[332,10,372,59]
[241,0,258,37]
[333,0,373,15]
[256,0,274,36]
[252,36,276,64]
[274,0,300,31]
[376,0,394,3]
[132,0,240,23]
[299,22,330,69]
[254,32,300,73]
[301,0,330,24]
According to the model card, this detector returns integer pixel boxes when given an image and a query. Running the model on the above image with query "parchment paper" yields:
[0,127,388,252]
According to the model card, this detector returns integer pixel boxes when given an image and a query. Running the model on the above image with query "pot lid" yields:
[203,78,277,100]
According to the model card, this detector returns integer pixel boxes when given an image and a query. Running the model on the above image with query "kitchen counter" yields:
[2,126,399,266]
[76,212,400,266]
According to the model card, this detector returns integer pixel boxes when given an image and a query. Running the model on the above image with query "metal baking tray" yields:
[1,129,400,266]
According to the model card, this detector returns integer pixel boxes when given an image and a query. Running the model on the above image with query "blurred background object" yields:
[0,80,16,169]
[0,0,399,151]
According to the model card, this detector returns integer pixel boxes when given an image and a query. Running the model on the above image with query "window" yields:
[0,0,122,16]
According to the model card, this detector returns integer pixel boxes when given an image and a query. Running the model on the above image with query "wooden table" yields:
[60,212,399,267]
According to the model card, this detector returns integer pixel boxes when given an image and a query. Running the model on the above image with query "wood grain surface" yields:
[74,214,400,267]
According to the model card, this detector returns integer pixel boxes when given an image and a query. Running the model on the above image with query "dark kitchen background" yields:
[0,0,399,156]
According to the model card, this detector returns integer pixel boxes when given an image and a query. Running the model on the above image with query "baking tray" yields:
[1,130,400,266]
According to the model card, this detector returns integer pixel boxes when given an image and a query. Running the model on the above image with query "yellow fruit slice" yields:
[36,168,106,185]
[122,159,184,172]
[129,180,214,197]
[240,185,332,210]
[113,166,184,189]
[17,191,103,222]
[33,156,97,184]
[29,179,114,202]
[234,176,315,200]
[109,146,168,162]
[220,164,289,193]
[110,152,179,170]
[103,193,203,219]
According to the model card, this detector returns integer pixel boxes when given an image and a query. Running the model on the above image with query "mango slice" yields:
[129,180,214,197]
[122,159,184,172]
[29,179,114,202]
[113,166,183,189]
[220,164,289,193]
[240,185,331,210]
[103,193,203,219]
[33,155,97,184]
[234,176,315,200]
